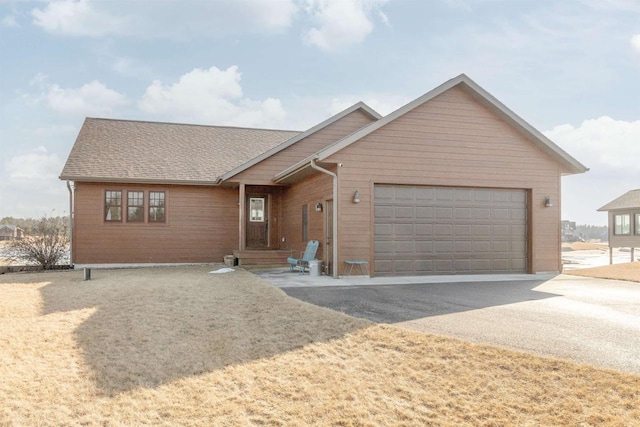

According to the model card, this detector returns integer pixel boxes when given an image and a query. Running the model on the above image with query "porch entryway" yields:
[236,185,288,268]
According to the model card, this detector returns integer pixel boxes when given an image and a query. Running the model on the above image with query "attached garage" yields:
[374,185,528,276]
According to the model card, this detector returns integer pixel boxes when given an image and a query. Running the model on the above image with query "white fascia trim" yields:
[220,102,381,183]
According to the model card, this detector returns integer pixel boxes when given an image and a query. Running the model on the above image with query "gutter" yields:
[310,159,339,279]
[66,180,74,267]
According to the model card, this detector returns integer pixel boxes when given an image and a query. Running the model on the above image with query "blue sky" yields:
[0,0,638,225]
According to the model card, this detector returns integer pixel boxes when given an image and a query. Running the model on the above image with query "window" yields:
[614,214,630,235]
[249,198,265,222]
[149,191,166,222]
[636,214,640,235]
[105,191,122,221]
[302,204,308,241]
[127,191,144,222]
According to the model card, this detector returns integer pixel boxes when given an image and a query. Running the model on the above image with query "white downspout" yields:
[310,158,339,278]
[66,180,74,267]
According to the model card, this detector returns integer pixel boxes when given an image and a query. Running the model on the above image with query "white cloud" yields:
[32,0,128,37]
[1,14,20,28]
[139,66,286,128]
[6,146,63,184]
[546,117,640,225]
[31,0,297,39]
[304,0,389,52]
[1,146,68,217]
[546,116,640,173]
[45,80,128,116]
[631,34,640,57]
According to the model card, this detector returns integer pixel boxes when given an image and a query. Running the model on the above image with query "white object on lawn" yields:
[209,268,235,274]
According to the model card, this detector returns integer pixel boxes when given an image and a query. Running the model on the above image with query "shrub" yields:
[10,214,69,269]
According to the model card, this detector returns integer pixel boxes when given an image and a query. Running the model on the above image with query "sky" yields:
[0,0,638,226]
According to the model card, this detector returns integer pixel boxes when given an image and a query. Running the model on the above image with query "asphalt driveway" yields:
[283,274,640,375]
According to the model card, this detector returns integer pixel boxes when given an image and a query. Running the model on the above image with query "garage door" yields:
[374,185,528,276]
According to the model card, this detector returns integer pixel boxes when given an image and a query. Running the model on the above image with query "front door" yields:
[247,196,268,248]
[324,199,333,275]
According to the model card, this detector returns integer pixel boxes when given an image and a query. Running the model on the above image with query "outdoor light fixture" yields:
[353,190,361,204]
[545,196,553,208]
[315,202,323,212]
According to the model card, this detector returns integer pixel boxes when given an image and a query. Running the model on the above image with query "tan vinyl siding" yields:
[280,173,333,261]
[326,86,563,275]
[73,182,238,264]
[231,110,375,185]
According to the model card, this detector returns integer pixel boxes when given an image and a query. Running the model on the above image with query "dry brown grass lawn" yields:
[562,241,608,251]
[1,267,639,425]
[566,262,640,283]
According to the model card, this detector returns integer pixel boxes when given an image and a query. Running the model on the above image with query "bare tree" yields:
[10,214,70,269]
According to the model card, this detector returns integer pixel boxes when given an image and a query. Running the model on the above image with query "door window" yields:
[250,198,265,222]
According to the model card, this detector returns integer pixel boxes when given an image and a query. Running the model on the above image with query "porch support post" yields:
[239,183,246,251]
[311,159,339,279]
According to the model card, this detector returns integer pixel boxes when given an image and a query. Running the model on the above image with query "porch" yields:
[232,249,292,269]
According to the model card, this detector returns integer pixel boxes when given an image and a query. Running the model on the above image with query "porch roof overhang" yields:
[273,155,324,184]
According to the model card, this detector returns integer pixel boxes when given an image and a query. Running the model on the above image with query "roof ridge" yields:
[85,117,301,133]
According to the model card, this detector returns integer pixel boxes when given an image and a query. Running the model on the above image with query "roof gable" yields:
[219,102,380,182]
[60,118,300,185]
[315,74,588,174]
[275,74,588,183]
[598,189,640,211]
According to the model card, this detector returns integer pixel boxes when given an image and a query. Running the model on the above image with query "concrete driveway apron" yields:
[282,274,640,375]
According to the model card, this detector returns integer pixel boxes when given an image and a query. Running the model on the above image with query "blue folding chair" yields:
[287,240,319,275]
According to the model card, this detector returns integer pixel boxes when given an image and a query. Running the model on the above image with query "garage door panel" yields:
[394,206,414,219]
[415,241,433,253]
[394,223,414,236]
[395,241,415,253]
[416,224,433,236]
[375,223,394,236]
[436,207,453,219]
[435,241,453,252]
[415,187,435,201]
[436,188,454,201]
[374,185,528,276]
[415,207,434,220]
[375,206,394,218]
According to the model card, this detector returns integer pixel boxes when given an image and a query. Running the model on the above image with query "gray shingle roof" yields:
[60,118,300,184]
[598,189,640,211]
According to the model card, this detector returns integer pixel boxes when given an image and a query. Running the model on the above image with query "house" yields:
[561,220,581,243]
[0,225,24,241]
[597,189,640,263]
[60,74,588,277]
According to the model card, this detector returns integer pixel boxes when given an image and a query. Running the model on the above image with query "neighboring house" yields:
[60,74,588,277]
[561,220,581,243]
[0,225,24,241]
[597,189,640,263]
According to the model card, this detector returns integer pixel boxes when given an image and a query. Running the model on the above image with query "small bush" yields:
[10,214,69,269]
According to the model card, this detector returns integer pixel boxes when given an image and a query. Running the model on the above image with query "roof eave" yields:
[59,175,222,186]
[273,158,314,183]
